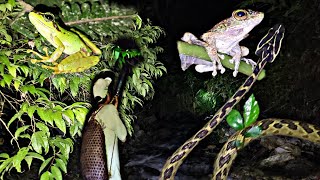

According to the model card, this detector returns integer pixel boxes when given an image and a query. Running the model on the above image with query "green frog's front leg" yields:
[28,36,65,64]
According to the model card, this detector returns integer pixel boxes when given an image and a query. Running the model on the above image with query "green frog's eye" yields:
[43,13,55,22]
[233,9,248,21]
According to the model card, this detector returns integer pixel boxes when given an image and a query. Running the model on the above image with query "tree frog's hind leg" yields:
[240,46,256,68]
[181,32,208,47]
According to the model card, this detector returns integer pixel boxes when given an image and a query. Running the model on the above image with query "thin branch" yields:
[0,118,20,149]
[65,15,136,26]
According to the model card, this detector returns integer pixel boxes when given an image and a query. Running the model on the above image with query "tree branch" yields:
[177,41,266,80]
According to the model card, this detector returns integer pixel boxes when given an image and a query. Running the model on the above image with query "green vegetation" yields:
[0,0,166,179]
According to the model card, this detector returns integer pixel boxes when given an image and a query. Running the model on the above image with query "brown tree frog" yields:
[181,9,264,77]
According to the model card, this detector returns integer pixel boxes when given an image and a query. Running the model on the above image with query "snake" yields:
[213,118,320,179]
[160,24,286,179]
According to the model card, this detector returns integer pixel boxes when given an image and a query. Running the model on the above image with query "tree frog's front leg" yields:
[181,32,225,76]
[229,45,257,77]
[203,40,225,76]
[27,36,65,64]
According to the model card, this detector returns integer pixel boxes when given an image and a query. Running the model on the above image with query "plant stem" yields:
[65,15,136,26]
[177,41,266,80]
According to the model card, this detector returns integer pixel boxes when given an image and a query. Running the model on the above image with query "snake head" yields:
[255,24,285,63]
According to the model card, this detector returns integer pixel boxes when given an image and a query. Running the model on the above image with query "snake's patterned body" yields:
[160,24,285,179]
[214,118,320,179]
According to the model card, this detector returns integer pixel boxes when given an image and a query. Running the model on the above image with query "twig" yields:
[65,15,136,26]
[0,117,20,149]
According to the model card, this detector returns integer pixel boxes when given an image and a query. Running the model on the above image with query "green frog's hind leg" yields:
[41,64,60,74]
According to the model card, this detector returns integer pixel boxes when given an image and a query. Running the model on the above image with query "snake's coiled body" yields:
[160,24,285,179]
[80,118,108,180]
[214,118,320,179]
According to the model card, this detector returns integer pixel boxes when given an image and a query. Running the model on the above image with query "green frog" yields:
[27,11,102,74]
[181,9,264,77]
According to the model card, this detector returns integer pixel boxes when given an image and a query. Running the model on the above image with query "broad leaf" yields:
[226,109,244,130]
[243,94,260,127]
[39,157,53,175]
[14,125,30,139]
[51,165,62,180]
[55,158,67,174]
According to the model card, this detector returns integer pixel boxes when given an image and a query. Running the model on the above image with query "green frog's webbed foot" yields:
[27,47,51,64]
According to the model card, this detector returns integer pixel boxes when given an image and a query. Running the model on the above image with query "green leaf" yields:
[69,123,79,138]
[31,132,43,154]
[73,108,88,125]
[19,65,29,77]
[31,131,49,154]
[243,94,260,127]
[12,147,29,173]
[51,165,62,180]
[226,109,244,130]
[14,125,30,140]
[40,171,52,180]
[0,55,10,66]
[69,76,80,97]
[0,158,12,174]
[7,65,16,78]
[3,74,13,86]
[27,105,37,118]
[38,73,49,86]
[36,122,50,137]
[53,111,66,134]
[244,126,262,138]
[24,156,33,170]
[19,134,31,139]
[7,110,23,127]
[39,157,53,175]
[37,108,53,126]
[55,158,67,174]
[13,79,21,90]
[0,153,9,159]
[26,152,45,161]
[62,109,75,124]
[52,77,67,94]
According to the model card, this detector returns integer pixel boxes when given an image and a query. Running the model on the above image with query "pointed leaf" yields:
[31,131,43,154]
[40,171,52,180]
[14,125,30,139]
[12,147,28,172]
[27,105,37,118]
[226,109,244,130]
[26,152,45,161]
[39,157,53,175]
[243,94,260,127]
[55,159,67,174]
[24,156,33,169]
[51,165,62,180]
[53,111,66,134]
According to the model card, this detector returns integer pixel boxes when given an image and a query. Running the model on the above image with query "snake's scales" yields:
[160,24,287,179]
[213,118,320,179]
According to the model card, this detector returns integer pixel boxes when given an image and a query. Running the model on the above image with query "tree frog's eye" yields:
[43,13,55,22]
[233,9,248,21]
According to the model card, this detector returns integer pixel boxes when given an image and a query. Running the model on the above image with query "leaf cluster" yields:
[0,0,166,178]
[226,94,262,148]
